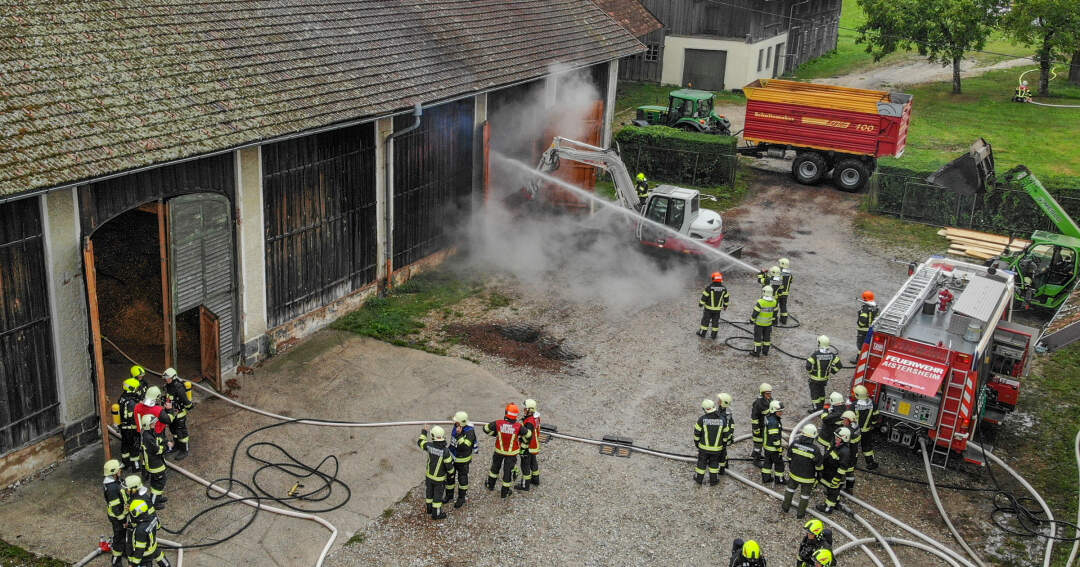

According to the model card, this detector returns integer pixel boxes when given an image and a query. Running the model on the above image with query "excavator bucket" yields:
[926,138,996,195]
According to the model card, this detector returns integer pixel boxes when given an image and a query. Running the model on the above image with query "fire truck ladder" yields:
[875,266,942,336]
[930,372,966,469]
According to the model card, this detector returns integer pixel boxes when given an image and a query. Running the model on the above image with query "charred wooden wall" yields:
[619,29,665,83]
[0,197,60,455]
[392,100,474,269]
[79,153,235,238]
[262,124,378,328]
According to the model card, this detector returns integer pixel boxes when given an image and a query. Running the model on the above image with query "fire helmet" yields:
[524,399,537,412]
[768,400,783,414]
[779,258,790,269]
[702,398,716,412]
[125,475,143,491]
[842,410,857,422]
[861,290,875,302]
[123,378,142,393]
[762,286,774,299]
[805,519,825,536]
[759,383,773,395]
[768,266,781,277]
[802,424,818,438]
[104,459,122,477]
[716,393,732,408]
[453,411,469,425]
[836,427,851,443]
[163,368,177,380]
[818,335,830,349]
[711,272,724,283]
[854,385,869,399]
[742,540,762,559]
[130,365,145,378]
[636,173,646,182]
[140,414,156,430]
[144,386,161,405]
[829,392,844,406]
[505,403,520,420]
[814,548,834,565]
[429,425,446,441]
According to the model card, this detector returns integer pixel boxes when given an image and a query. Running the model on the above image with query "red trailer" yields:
[739,79,913,191]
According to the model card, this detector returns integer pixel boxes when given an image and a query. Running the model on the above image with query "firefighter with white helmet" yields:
[783,424,824,519]
[750,383,773,466]
[851,384,881,469]
[806,335,842,411]
[103,459,128,566]
[161,367,192,460]
[445,411,476,508]
[697,272,731,339]
[840,410,862,492]
[817,392,847,449]
[694,398,731,485]
[851,290,879,363]
[749,285,778,357]
[777,258,793,324]
[517,399,541,491]
[761,400,786,485]
[797,519,834,567]
[418,424,455,519]
[140,414,169,509]
[817,427,853,515]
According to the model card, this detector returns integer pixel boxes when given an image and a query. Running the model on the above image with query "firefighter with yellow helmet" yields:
[118,368,146,473]
[797,519,834,567]
[730,539,767,567]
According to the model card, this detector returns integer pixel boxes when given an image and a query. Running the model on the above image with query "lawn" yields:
[792,0,1033,80]
[852,211,946,252]
[595,166,753,212]
[0,539,66,567]
[880,69,1080,177]
[613,82,746,125]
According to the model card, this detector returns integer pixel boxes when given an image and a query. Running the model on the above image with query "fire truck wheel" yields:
[834,159,870,192]
[792,152,826,185]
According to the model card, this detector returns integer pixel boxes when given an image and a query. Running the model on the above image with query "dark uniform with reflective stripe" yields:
[119,391,143,472]
[417,430,455,516]
[163,379,191,455]
[128,514,169,567]
[817,406,845,449]
[853,397,881,467]
[797,530,834,567]
[843,421,862,492]
[446,424,476,505]
[698,281,731,338]
[750,395,771,463]
[635,178,649,208]
[782,433,823,518]
[778,268,793,324]
[856,304,879,350]
[141,426,168,506]
[750,297,778,356]
[694,409,732,484]
[806,349,841,411]
[104,476,128,564]
[761,412,785,484]
[819,442,852,512]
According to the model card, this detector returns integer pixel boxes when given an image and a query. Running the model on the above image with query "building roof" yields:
[592,0,663,38]
[0,1,644,198]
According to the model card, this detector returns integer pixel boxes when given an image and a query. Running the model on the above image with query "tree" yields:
[1003,0,1080,95]
[1071,50,1080,85]
[857,0,1001,93]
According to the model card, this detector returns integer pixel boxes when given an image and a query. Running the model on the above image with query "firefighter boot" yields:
[697,329,707,338]
[516,478,530,491]
[749,347,761,357]
[426,502,434,515]
[443,487,455,504]
[709,472,719,486]
[710,330,718,339]
[762,345,771,356]
[781,487,795,513]
[775,474,786,486]
[454,489,467,509]
[761,472,773,484]
[694,473,704,485]
[816,502,833,514]
[485,477,496,491]
[796,495,810,519]
[500,486,512,498]
[173,442,189,461]
[865,456,879,470]
[531,474,539,486]
[111,556,123,567]
[432,506,447,520]
[156,557,172,567]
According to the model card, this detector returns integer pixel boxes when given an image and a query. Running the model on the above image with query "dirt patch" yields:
[445,323,569,371]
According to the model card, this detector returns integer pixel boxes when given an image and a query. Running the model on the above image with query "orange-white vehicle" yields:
[850,256,1037,467]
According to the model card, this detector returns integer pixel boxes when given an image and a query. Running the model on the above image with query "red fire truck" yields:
[850,257,1037,467]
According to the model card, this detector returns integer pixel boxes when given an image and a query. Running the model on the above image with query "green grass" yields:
[852,211,946,251]
[594,167,752,212]
[880,69,1080,177]
[613,82,747,129]
[792,0,1032,79]
[0,540,67,567]
[331,271,481,349]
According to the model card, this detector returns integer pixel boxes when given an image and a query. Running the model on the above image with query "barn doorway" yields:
[682,49,727,91]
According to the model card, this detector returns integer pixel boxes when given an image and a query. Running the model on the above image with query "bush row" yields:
[614,125,737,187]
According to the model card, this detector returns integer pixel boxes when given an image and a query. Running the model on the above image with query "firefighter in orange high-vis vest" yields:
[484,403,531,498]
[517,399,541,491]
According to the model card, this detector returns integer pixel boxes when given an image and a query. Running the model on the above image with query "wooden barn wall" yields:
[79,153,235,238]
[619,29,665,83]
[262,124,378,328]
[785,0,842,69]
[0,197,60,456]
[392,99,474,269]
[641,0,707,36]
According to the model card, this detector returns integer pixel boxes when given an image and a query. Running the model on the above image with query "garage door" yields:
[682,49,727,91]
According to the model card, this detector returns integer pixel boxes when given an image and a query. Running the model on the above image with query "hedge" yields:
[615,125,737,187]
[868,163,1080,235]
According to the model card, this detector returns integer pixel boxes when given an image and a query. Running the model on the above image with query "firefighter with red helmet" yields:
[517,399,541,491]
[697,272,730,339]
[417,425,454,520]
[851,291,879,363]
[806,336,842,411]
[851,385,881,470]
[797,519,834,567]
[484,403,531,498]
[816,427,853,515]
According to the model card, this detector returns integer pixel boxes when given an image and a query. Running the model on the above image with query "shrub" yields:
[615,125,737,187]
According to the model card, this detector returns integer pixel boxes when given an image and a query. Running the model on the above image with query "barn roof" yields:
[0,1,644,198]
[592,0,663,38]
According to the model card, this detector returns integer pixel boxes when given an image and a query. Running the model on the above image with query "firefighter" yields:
[445,411,476,508]
[850,291,879,363]
[782,424,823,519]
[797,519,834,567]
[852,385,881,470]
[812,549,835,566]
[777,258,793,324]
[697,272,731,339]
[102,459,128,566]
[761,400,786,485]
[716,392,735,474]
[840,410,861,493]
[140,414,169,509]
[517,399,541,491]
[417,425,454,519]
[635,172,650,208]
[161,368,191,460]
[757,265,783,292]
[730,539,767,567]
[135,386,174,436]
[806,335,841,411]
[1014,80,1032,102]
[749,285,778,357]
[484,403,531,498]
[750,383,772,467]
[817,392,847,449]
[693,398,730,485]
[127,499,170,567]
[118,376,145,473]
[816,427,853,515]
[124,475,155,516]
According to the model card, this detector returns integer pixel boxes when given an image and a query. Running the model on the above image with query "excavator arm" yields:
[526,137,640,212]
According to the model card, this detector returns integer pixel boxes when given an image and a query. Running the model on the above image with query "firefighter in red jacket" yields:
[485,403,532,498]
[517,399,541,491]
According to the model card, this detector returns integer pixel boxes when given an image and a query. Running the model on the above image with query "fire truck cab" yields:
[851,257,1037,467]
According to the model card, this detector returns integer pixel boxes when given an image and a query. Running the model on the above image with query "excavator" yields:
[517,136,742,260]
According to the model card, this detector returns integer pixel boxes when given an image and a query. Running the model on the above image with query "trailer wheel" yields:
[834,159,870,192]
[792,152,826,184]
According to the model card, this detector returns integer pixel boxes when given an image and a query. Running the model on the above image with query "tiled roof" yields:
[0,1,644,198]
[592,0,663,38]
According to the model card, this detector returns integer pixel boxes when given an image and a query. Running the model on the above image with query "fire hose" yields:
[833,537,964,567]
[920,437,988,567]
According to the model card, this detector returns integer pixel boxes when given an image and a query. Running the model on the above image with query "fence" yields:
[865,170,1080,236]
[618,143,738,189]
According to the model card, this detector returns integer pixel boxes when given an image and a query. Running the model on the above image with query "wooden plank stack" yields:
[937,227,1030,260]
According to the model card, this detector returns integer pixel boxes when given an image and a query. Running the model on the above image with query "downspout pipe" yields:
[383,102,423,294]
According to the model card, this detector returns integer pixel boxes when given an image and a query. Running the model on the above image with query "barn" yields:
[0,1,642,482]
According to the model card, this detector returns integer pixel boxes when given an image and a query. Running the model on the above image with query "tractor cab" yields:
[634,89,731,135]
[1005,232,1080,306]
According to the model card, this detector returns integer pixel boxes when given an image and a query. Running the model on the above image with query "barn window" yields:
[644,43,660,62]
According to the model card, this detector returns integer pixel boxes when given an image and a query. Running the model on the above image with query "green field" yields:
[613,82,746,124]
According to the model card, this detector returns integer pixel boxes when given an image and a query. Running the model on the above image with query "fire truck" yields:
[850,257,1038,467]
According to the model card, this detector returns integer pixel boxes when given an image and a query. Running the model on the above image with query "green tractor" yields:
[632,89,732,135]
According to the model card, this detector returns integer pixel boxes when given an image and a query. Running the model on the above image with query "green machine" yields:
[632,89,731,135]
